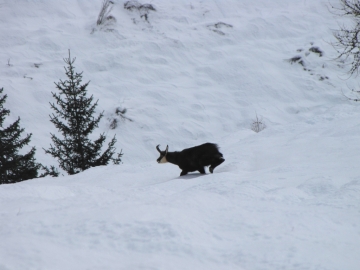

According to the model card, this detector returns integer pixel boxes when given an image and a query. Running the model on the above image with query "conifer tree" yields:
[45,51,122,175]
[0,88,40,184]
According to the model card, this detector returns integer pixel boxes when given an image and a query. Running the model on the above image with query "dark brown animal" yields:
[156,143,225,176]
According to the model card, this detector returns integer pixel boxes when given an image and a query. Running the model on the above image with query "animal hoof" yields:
[209,167,214,173]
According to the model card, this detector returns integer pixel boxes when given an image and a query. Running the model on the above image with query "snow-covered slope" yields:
[1,0,360,269]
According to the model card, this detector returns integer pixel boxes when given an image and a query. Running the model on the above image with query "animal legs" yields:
[209,157,225,173]
[198,167,206,174]
[180,170,188,176]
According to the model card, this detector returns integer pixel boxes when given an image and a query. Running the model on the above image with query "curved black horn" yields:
[156,144,162,153]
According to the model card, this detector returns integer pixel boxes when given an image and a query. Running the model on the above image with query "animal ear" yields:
[165,145,168,154]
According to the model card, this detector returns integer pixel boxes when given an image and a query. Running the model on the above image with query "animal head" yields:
[156,144,168,163]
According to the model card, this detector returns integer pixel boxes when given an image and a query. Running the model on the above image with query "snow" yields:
[1,0,360,269]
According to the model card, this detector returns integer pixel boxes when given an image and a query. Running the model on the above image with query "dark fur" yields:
[157,143,225,176]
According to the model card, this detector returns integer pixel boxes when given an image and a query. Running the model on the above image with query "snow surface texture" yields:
[1,0,360,269]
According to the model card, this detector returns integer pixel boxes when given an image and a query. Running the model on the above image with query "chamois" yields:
[156,143,225,176]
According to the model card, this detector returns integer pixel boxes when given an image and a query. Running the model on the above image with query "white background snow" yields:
[0,0,360,269]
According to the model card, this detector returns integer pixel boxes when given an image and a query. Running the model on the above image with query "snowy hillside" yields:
[1,0,360,269]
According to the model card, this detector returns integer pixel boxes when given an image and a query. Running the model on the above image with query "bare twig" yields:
[251,114,266,133]
[116,107,133,122]
[97,0,114,26]
[109,107,133,129]
[330,0,360,75]
[341,85,360,101]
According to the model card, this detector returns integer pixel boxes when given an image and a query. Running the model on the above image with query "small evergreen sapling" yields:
[0,88,40,184]
[45,51,122,175]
